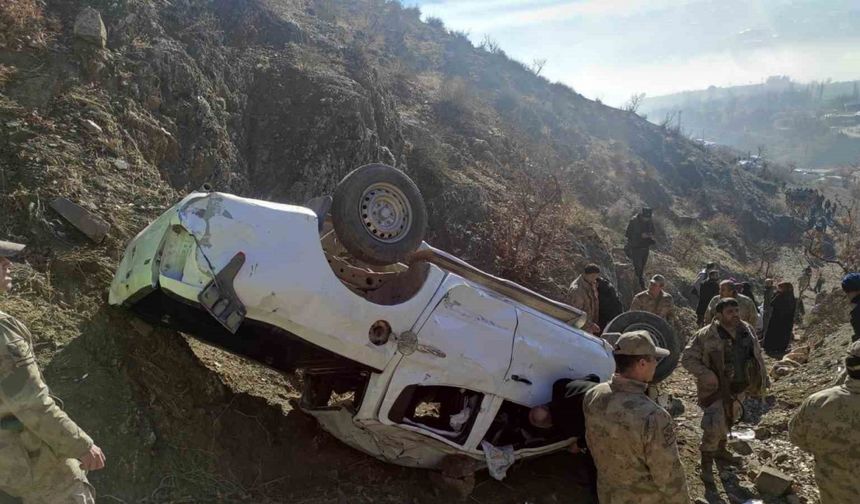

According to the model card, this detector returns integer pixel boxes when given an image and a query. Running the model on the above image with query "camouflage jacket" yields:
[789,378,860,504]
[0,311,93,462]
[569,275,599,326]
[630,290,674,321]
[584,375,690,504]
[681,320,768,402]
[703,294,758,327]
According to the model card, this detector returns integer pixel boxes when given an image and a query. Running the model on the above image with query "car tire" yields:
[332,164,427,266]
[603,311,681,383]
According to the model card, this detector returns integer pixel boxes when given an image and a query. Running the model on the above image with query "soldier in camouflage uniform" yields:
[0,240,105,503]
[584,330,691,504]
[630,274,674,322]
[682,298,767,482]
[789,341,860,504]
[703,280,758,327]
[569,264,601,335]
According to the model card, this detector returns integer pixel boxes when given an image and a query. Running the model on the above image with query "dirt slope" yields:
[0,0,830,502]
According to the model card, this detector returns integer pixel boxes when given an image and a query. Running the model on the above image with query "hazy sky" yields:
[401,0,860,106]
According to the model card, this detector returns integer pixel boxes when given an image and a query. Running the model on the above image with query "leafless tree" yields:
[481,34,502,54]
[623,92,646,113]
[530,58,547,77]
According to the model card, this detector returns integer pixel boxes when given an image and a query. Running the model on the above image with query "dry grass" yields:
[0,63,16,87]
[0,0,55,50]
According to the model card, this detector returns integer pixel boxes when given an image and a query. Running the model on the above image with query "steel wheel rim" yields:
[360,182,413,243]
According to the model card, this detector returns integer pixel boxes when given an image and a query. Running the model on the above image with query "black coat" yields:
[550,376,600,447]
[763,291,796,354]
[625,215,655,249]
[597,277,624,328]
[696,279,720,319]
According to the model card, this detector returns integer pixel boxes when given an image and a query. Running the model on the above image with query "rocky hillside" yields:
[0,0,816,502]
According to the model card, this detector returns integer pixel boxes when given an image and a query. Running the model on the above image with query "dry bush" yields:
[671,227,705,266]
[434,76,475,122]
[749,239,780,276]
[481,166,570,288]
[0,64,16,87]
[706,213,740,243]
[0,0,53,50]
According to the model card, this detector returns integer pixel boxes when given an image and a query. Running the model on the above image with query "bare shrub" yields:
[530,58,547,77]
[434,76,474,122]
[480,34,503,55]
[622,92,646,113]
[706,214,740,243]
[481,166,570,287]
[672,227,705,266]
[0,64,16,87]
[748,239,780,276]
[0,0,54,50]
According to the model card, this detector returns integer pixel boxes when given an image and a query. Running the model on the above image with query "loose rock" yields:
[74,8,107,48]
[755,466,793,496]
[729,439,753,456]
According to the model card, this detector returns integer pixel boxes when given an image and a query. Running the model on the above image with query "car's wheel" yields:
[603,311,681,383]
[332,164,427,266]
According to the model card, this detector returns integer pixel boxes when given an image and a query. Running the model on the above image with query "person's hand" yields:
[588,322,600,335]
[567,441,582,454]
[79,445,106,471]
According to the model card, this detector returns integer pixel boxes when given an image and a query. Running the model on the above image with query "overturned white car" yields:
[109,164,680,470]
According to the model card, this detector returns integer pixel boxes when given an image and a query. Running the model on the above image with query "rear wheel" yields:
[332,164,427,265]
[603,311,681,383]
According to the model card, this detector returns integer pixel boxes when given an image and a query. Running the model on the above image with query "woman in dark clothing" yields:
[763,281,797,355]
[696,271,720,326]
[741,282,760,313]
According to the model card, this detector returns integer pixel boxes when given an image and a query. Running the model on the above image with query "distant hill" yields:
[640,76,860,168]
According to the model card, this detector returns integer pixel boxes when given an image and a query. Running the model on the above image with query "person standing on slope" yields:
[625,207,656,290]
[0,240,106,503]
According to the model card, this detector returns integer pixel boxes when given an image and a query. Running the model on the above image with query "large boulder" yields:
[73,8,107,48]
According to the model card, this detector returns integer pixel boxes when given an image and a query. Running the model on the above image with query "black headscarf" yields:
[741,282,759,312]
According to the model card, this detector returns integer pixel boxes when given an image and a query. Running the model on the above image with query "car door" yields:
[378,278,517,450]
[501,309,614,407]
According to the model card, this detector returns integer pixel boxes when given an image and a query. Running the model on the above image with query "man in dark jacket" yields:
[625,207,656,289]
[597,276,624,328]
[843,273,860,343]
[696,270,720,327]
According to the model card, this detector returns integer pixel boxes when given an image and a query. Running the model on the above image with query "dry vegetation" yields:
[481,165,570,287]
[0,0,55,50]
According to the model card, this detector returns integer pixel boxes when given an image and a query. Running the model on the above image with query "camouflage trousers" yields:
[700,396,743,452]
[0,432,94,504]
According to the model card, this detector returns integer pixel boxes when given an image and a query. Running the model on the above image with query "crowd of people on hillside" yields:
[557,207,860,503]
[786,187,837,232]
